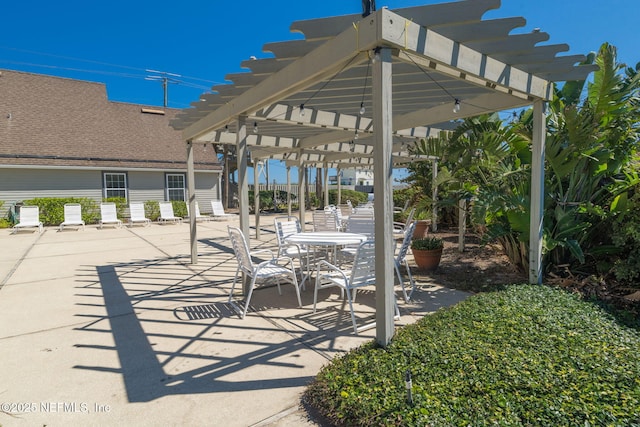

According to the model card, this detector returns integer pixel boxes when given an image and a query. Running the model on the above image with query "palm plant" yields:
[408,43,639,278]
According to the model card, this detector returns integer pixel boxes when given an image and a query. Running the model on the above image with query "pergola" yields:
[170,0,595,346]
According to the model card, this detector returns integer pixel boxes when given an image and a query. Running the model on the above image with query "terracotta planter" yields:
[413,220,431,239]
[412,247,442,271]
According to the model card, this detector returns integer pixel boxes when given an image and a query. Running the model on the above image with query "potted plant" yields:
[411,236,444,271]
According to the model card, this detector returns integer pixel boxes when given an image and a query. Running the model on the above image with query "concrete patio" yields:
[0,214,469,426]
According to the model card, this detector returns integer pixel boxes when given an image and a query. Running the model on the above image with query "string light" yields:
[453,98,461,113]
[372,47,382,63]
[359,59,370,115]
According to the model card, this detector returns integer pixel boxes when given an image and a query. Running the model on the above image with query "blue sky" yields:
[1,0,636,184]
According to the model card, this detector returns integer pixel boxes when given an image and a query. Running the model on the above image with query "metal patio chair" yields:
[314,240,399,334]
[227,226,301,319]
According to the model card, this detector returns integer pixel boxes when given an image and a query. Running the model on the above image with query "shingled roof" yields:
[0,69,221,171]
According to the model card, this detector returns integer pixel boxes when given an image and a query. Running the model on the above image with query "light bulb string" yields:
[299,53,360,111]
[405,51,490,112]
[360,58,371,113]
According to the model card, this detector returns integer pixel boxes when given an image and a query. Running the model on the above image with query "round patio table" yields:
[284,231,368,247]
[284,232,369,288]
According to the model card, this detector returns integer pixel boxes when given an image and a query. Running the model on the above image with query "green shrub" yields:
[328,189,369,206]
[611,190,640,287]
[145,201,160,221]
[411,237,443,251]
[305,285,640,426]
[23,197,100,226]
[171,200,187,218]
[0,200,9,229]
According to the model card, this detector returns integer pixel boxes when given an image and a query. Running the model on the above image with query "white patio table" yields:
[284,231,369,288]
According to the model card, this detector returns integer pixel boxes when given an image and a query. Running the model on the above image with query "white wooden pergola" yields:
[171,0,595,346]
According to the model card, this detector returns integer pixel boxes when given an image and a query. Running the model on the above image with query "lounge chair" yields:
[128,202,151,227]
[99,202,123,229]
[59,203,85,231]
[186,201,210,222]
[210,200,236,220]
[12,205,43,234]
[158,201,182,224]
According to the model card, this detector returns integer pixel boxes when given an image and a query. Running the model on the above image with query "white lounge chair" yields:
[158,201,182,224]
[210,200,236,220]
[12,205,43,234]
[128,202,151,227]
[99,202,123,229]
[186,201,210,222]
[59,203,85,231]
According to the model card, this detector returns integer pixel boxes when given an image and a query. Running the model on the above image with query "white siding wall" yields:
[0,168,101,206]
[0,167,219,216]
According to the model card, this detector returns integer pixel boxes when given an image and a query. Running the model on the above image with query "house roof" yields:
[0,69,221,171]
[170,0,596,169]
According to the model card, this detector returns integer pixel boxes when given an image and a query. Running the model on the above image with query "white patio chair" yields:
[393,207,415,239]
[274,216,311,287]
[128,202,151,227]
[314,240,399,334]
[12,205,43,234]
[227,226,301,319]
[99,202,123,229]
[312,210,338,232]
[59,203,85,231]
[395,221,417,303]
[337,203,353,219]
[211,200,236,220]
[158,201,182,224]
[339,217,376,263]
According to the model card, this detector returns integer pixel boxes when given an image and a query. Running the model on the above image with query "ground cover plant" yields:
[305,285,640,426]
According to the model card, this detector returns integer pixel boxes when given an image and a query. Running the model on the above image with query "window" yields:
[104,172,127,199]
[166,173,185,201]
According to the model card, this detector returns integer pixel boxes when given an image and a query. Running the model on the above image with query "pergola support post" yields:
[323,166,329,207]
[529,100,546,284]
[254,158,261,239]
[372,47,395,347]
[236,116,251,295]
[298,165,306,231]
[337,167,342,204]
[458,198,466,253]
[286,166,292,217]
[187,140,197,264]
[432,158,438,232]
